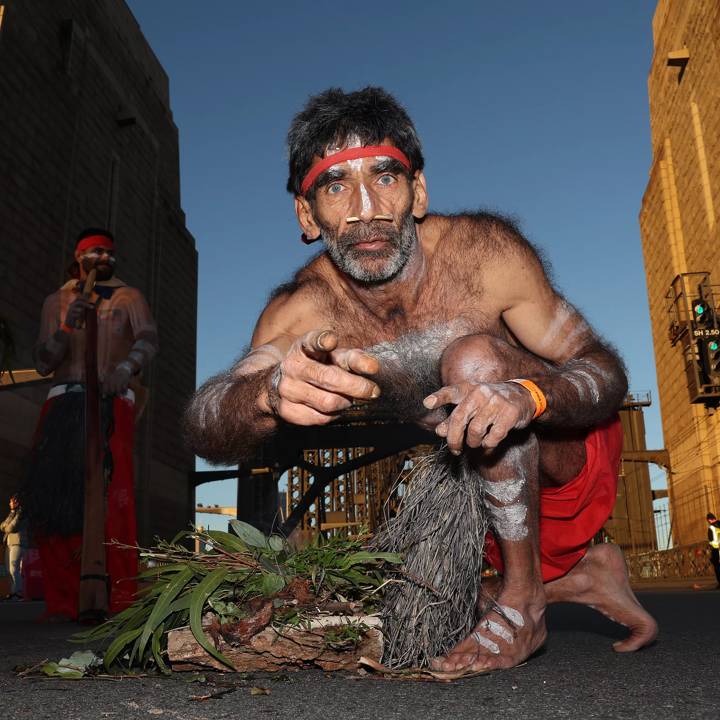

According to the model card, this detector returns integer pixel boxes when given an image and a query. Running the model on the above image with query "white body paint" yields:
[472,630,500,654]
[359,183,372,215]
[82,251,116,265]
[196,376,235,426]
[499,605,525,628]
[485,619,514,644]
[539,300,593,357]
[484,476,525,505]
[471,605,525,655]
[483,444,529,541]
[485,500,529,541]
[569,367,600,403]
[564,372,589,401]
[541,301,573,347]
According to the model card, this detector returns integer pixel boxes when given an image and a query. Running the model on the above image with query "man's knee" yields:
[440,333,512,385]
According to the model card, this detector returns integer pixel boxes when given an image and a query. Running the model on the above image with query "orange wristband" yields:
[508,378,547,419]
[59,322,74,335]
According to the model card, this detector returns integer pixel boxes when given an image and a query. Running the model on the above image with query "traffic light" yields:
[692,298,715,328]
[706,339,720,382]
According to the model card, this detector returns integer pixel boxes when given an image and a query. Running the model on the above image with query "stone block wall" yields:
[0,0,198,543]
[639,0,720,544]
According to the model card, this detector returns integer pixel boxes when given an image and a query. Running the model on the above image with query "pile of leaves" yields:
[74,521,400,673]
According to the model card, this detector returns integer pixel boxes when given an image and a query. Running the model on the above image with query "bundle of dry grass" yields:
[374,448,489,669]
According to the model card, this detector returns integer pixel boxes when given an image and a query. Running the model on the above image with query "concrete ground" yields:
[1,585,718,720]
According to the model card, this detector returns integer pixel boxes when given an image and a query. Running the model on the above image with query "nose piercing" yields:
[345,213,394,224]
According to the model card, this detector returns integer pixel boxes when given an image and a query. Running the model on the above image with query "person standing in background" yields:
[707,513,720,589]
[21,228,158,620]
[1,495,27,600]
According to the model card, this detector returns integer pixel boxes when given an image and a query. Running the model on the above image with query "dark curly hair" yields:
[286,86,424,198]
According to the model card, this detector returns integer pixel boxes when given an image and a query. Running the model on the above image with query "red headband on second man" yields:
[300,145,411,196]
[76,235,114,253]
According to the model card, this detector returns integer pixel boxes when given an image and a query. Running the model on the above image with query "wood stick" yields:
[79,266,108,619]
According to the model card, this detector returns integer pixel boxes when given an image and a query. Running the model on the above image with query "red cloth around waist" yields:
[35,394,138,617]
[484,415,622,582]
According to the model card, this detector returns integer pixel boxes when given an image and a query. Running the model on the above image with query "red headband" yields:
[76,235,114,253]
[300,145,411,196]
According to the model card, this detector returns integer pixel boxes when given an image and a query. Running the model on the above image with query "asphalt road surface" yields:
[1,588,718,720]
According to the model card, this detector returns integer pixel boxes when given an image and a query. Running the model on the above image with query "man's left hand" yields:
[423,381,536,454]
[104,362,133,396]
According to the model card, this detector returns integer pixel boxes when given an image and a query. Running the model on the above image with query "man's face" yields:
[9,497,17,511]
[77,246,116,281]
[308,142,420,284]
[318,204,417,284]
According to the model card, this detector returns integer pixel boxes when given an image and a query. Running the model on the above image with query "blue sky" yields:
[126,1,665,521]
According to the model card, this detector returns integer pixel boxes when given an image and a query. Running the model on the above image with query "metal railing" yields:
[625,541,714,580]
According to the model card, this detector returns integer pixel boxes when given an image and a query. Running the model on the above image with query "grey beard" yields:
[321,212,417,284]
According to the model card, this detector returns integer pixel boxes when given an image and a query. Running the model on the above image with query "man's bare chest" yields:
[322,279,501,349]
[308,279,505,419]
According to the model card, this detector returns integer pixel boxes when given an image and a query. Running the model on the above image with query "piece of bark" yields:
[168,616,382,673]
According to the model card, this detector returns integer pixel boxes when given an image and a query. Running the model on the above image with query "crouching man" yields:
[185,87,657,671]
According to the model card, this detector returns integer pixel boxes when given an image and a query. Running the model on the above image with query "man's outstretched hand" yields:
[266,329,380,426]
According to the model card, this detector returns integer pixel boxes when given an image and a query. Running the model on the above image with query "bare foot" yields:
[430,584,547,673]
[545,543,658,652]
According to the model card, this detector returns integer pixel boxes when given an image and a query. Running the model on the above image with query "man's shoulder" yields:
[259,255,335,327]
[267,254,336,306]
[424,211,538,280]
[108,284,148,302]
[428,211,528,254]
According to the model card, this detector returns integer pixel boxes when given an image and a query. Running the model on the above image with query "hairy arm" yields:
[184,286,380,466]
[426,217,627,452]
[494,221,627,427]
[183,331,288,466]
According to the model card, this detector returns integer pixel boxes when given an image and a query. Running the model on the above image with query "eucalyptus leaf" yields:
[104,627,143,669]
[230,520,269,549]
[189,568,235,669]
[41,662,84,679]
[207,529,249,553]
[268,535,284,552]
[136,566,194,663]
[342,551,402,568]
[261,572,285,596]
[151,622,170,674]
[66,650,101,667]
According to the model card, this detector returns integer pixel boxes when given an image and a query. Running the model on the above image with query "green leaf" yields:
[261,572,285,596]
[151,622,170,674]
[168,593,192,613]
[61,650,102,671]
[268,535,284,552]
[189,568,235,670]
[207,529,250,553]
[41,662,84,679]
[342,551,402,568]
[185,673,207,683]
[136,566,194,663]
[230,520,268,549]
[104,627,143,669]
[136,562,190,581]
